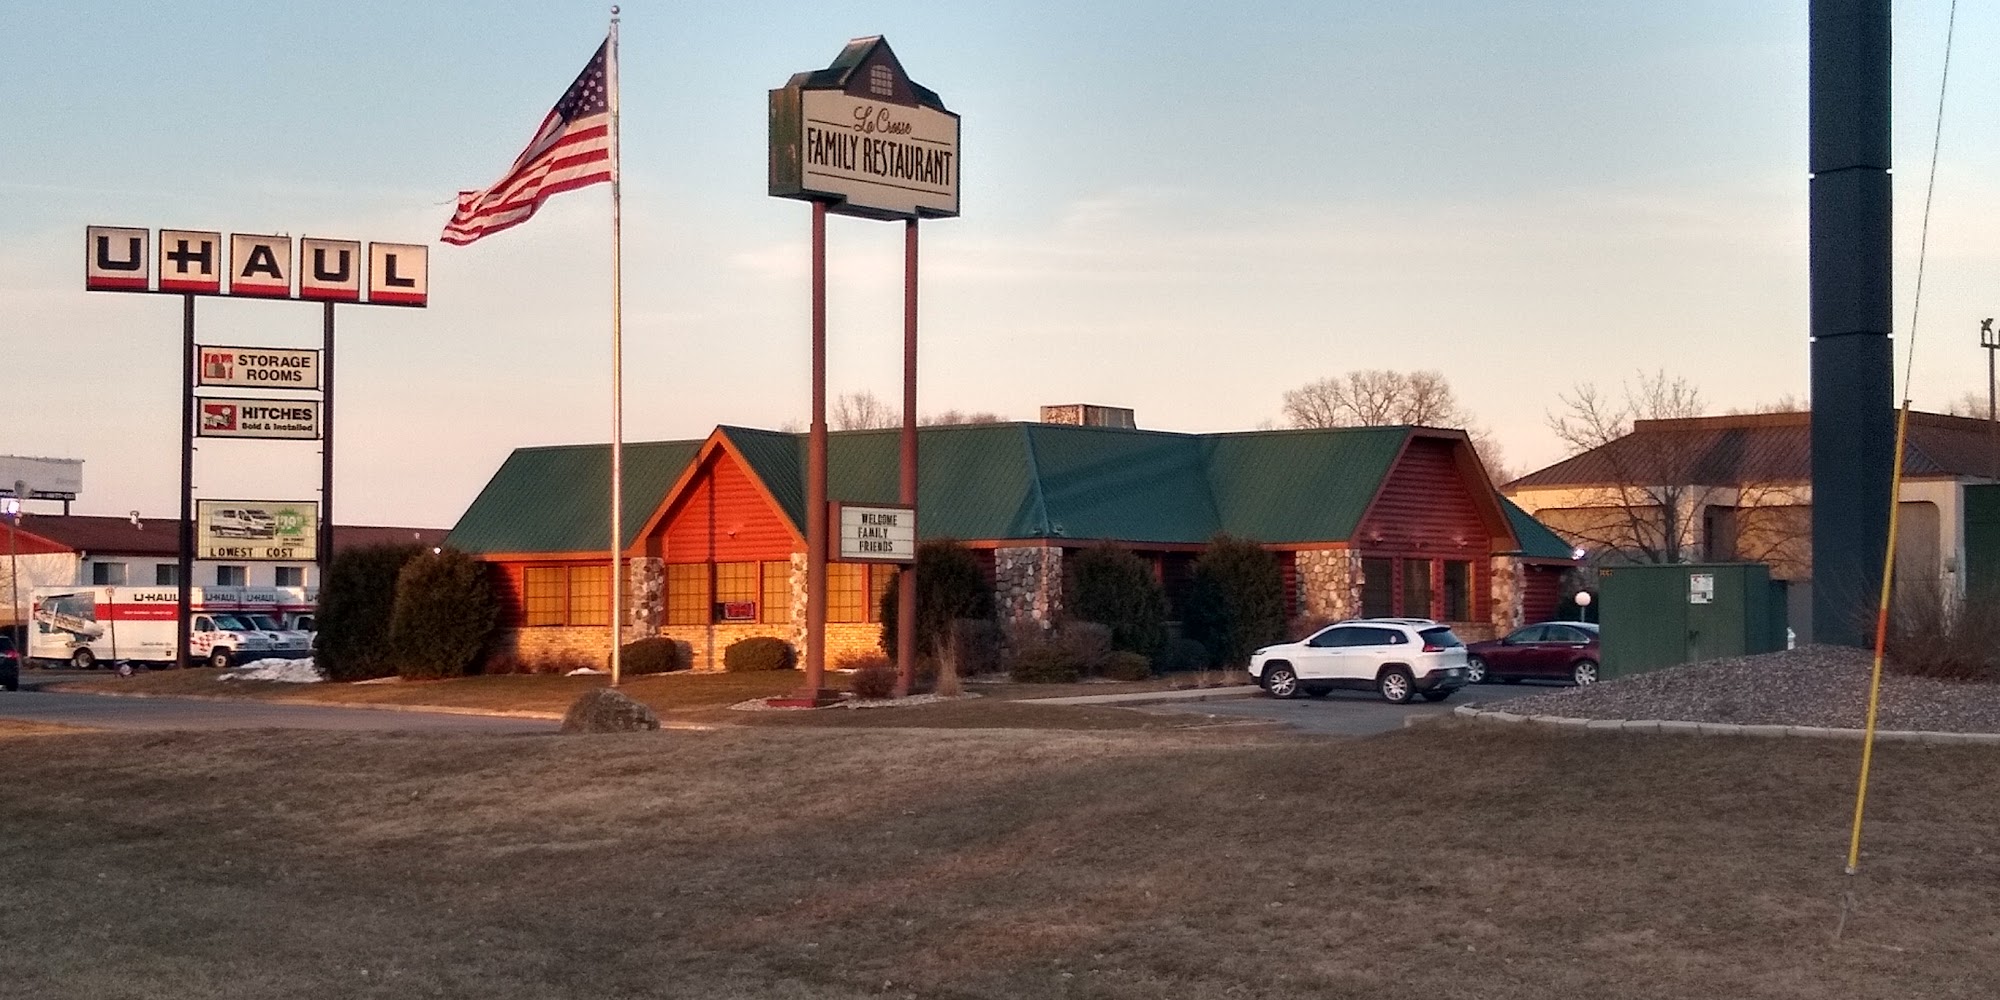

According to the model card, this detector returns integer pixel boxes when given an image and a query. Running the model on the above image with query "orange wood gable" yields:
[1352,431,1514,558]
[634,431,803,564]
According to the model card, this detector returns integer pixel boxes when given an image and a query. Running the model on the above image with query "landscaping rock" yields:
[559,689,661,734]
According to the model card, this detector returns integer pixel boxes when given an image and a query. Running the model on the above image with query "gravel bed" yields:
[1491,645,2000,733]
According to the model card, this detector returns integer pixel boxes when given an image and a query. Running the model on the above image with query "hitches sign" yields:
[84,227,428,307]
[198,346,321,390]
[196,500,319,561]
[770,36,959,221]
[834,503,916,563]
[197,399,322,440]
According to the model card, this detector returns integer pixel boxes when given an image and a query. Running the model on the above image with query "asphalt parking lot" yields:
[1141,682,1549,736]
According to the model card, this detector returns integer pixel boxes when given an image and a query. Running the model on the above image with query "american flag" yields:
[441,39,614,245]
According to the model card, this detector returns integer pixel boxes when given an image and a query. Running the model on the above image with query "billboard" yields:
[770,37,959,221]
[0,456,84,500]
[196,500,318,561]
[197,346,320,390]
[83,227,428,307]
[197,399,321,440]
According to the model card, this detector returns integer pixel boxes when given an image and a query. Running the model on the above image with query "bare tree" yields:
[1947,389,1990,419]
[1726,393,1807,415]
[831,390,899,430]
[1541,370,1728,565]
[921,410,1007,425]
[1282,369,1510,484]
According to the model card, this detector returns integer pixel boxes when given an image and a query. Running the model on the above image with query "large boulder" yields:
[559,688,661,734]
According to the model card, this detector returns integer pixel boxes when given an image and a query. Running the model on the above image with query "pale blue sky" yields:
[5,2,1997,527]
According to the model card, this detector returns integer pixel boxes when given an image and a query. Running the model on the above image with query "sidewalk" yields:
[1019,685,1261,706]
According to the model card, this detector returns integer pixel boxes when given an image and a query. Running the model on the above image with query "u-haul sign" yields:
[84,227,428,307]
[198,346,320,390]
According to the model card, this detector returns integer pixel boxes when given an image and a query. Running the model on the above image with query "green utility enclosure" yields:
[1596,563,1788,679]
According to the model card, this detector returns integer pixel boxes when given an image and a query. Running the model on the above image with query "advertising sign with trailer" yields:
[196,499,318,561]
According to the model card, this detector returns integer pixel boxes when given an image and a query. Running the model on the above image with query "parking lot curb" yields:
[1452,705,2000,744]
[34,687,566,722]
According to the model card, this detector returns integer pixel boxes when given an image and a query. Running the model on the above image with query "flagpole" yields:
[607,5,625,686]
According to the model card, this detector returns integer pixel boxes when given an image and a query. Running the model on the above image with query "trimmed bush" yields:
[1103,650,1153,682]
[1066,547,1169,656]
[1003,622,1109,683]
[315,543,422,682]
[1008,644,1081,683]
[620,637,692,675]
[850,663,898,699]
[1157,636,1213,672]
[1183,534,1286,669]
[1057,621,1114,676]
[388,548,499,680]
[950,618,1003,675]
[724,636,796,672]
[880,541,995,661]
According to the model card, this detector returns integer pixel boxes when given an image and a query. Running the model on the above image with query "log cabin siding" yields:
[658,450,798,564]
[1352,437,1493,557]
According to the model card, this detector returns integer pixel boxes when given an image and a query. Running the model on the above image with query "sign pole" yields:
[896,218,919,696]
[320,301,335,585]
[803,200,830,700]
[176,294,195,668]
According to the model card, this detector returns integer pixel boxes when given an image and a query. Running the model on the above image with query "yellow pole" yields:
[1846,400,1912,875]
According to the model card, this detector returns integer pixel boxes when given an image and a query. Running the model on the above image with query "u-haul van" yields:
[28,586,314,669]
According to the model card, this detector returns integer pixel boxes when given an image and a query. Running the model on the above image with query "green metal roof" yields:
[446,440,701,554]
[451,422,1567,557]
[1499,494,1576,560]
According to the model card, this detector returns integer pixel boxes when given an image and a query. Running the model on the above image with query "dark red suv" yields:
[1465,621,1599,686]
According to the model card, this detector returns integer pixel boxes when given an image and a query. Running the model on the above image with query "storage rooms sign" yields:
[198,346,320,389]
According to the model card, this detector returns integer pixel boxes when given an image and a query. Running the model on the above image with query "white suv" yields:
[1248,619,1470,703]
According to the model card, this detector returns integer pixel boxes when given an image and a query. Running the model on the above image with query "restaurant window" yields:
[523,566,565,626]
[867,564,898,622]
[715,561,759,619]
[827,562,866,623]
[1442,561,1473,621]
[761,560,792,624]
[1361,557,1394,618]
[1401,559,1432,618]
[568,565,611,626]
[665,563,709,626]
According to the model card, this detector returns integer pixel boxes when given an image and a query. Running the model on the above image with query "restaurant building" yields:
[448,412,1576,669]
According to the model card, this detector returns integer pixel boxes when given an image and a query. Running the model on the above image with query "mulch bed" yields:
[1495,645,2000,732]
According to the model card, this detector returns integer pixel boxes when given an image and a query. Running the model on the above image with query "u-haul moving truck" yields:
[28,586,316,668]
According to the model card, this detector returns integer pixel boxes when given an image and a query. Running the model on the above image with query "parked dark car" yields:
[1465,621,1599,686]
[0,635,19,692]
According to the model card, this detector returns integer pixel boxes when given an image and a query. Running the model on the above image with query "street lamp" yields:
[1982,318,1998,482]
[4,493,21,649]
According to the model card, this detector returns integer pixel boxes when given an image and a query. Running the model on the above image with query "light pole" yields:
[1982,318,1997,482]
[5,495,21,650]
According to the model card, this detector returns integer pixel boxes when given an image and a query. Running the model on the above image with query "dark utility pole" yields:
[1809,0,1894,647]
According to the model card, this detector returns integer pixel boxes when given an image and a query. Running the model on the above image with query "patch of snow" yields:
[567,667,606,676]
[219,657,323,683]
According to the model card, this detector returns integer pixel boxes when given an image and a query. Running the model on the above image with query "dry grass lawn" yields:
[44,668,1249,722]
[2,723,1993,999]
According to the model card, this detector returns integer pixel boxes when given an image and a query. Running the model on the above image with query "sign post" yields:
[85,227,427,665]
[769,37,958,704]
